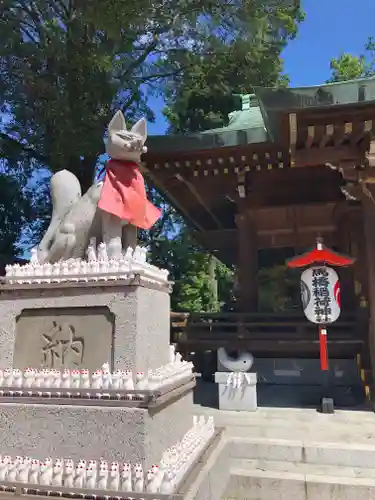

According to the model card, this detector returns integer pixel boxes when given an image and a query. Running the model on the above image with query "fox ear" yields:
[131,117,147,143]
[108,110,126,133]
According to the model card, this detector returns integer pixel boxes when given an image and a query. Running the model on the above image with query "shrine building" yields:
[143,77,375,403]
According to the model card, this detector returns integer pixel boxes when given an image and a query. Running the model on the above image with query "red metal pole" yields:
[319,325,328,371]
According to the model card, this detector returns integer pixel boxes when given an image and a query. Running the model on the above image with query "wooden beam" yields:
[294,145,360,168]
[351,120,373,146]
[257,231,336,249]
[320,124,334,148]
[361,187,375,392]
[195,229,237,249]
[175,173,222,228]
[258,225,336,237]
[289,113,297,146]
[335,122,353,146]
[365,120,373,135]
[289,113,297,167]
[305,126,315,148]
[237,170,246,198]
[235,212,258,311]
[366,140,375,168]
[140,165,206,231]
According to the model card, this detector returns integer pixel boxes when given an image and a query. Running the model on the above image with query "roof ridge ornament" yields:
[241,94,258,110]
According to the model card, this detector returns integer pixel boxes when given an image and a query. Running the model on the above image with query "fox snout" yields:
[126,138,143,151]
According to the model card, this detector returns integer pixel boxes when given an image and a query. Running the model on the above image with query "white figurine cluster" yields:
[157,414,215,494]
[0,350,193,399]
[4,241,169,286]
[225,371,253,389]
[0,415,214,494]
[147,345,194,391]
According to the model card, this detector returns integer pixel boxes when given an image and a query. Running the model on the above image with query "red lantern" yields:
[287,242,354,269]
[287,238,355,372]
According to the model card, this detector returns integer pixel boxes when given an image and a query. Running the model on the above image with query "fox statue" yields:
[37,111,161,263]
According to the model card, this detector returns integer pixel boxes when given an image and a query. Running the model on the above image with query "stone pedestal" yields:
[215,372,257,411]
[0,389,193,471]
[0,278,170,372]
[0,275,220,496]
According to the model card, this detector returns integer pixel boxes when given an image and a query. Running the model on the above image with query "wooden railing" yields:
[171,311,365,357]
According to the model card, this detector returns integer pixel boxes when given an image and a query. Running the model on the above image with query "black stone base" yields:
[319,396,335,414]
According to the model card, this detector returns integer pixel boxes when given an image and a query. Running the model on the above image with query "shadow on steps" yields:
[193,377,371,411]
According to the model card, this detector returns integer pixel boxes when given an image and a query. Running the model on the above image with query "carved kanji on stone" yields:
[41,321,84,368]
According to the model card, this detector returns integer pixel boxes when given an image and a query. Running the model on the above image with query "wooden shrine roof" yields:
[142,78,375,257]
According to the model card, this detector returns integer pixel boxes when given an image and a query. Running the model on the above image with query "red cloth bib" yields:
[98,159,161,230]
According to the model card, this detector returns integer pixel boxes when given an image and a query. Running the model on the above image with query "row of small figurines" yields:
[0,456,167,494]
[4,258,169,285]
[0,359,193,395]
[161,414,215,491]
[0,415,215,494]
[4,244,169,284]
[225,372,254,389]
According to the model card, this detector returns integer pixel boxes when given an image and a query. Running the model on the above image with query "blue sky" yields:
[147,0,375,135]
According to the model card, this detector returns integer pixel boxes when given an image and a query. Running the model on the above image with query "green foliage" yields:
[0,0,304,186]
[327,36,375,82]
[0,163,42,263]
[159,3,304,311]
[258,265,300,312]
[0,0,302,312]
[0,1,218,186]
[139,189,234,311]
[163,4,304,132]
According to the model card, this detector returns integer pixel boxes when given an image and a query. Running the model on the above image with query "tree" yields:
[0,162,41,265]
[138,188,234,312]
[327,36,375,83]
[164,4,304,132]
[159,3,304,311]
[0,0,302,311]
[258,265,299,312]
[0,0,303,189]
[0,0,187,189]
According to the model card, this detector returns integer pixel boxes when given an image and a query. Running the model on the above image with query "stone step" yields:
[196,406,375,426]
[223,439,375,499]
[228,437,375,469]
[224,425,375,444]
[226,465,375,500]
[231,458,375,479]
[195,407,375,440]
[195,420,375,445]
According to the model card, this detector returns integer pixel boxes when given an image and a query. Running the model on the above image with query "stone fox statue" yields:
[37,111,161,263]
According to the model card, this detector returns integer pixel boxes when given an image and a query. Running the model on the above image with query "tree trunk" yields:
[208,256,218,305]
[71,156,98,193]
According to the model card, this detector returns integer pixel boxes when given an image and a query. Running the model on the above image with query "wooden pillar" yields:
[335,208,357,310]
[350,209,369,306]
[362,188,375,385]
[235,211,258,311]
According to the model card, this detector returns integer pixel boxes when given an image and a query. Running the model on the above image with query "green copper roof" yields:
[254,76,375,111]
[146,94,268,153]
[254,76,375,142]
[147,76,375,154]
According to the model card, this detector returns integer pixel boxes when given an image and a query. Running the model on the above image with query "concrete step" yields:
[225,465,375,500]
[196,406,375,426]
[232,457,375,479]
[195,407,375,443]
[223,439,375,499]
[228,437,375,469]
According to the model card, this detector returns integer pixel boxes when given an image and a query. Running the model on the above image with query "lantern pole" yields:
[316,238,329,375]
[316,238,333,413]
[287,237,355,415]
